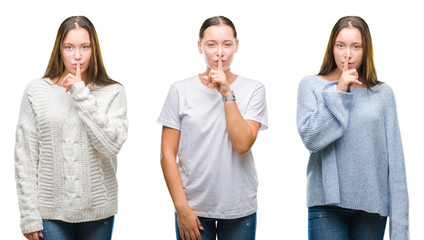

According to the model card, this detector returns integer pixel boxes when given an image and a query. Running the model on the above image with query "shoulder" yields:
[297,75,330,95]
[238,75,262,85]
[172,75,197,89]
[23,78,51,95]
[27,78,49,87]
[236,76,265,91]
[163,75,198,96]
[93,82,126,95]
[372,83,399,113]
[374,82,395,100]
[299,75,327,87]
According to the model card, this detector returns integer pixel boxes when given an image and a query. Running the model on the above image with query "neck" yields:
[322,68,342,82]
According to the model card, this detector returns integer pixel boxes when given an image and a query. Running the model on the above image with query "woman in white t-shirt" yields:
[158,16,268,240]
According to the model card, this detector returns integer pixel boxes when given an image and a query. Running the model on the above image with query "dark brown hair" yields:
[319,16,380,89]
[43,16,118,86]
[199,16,237,40]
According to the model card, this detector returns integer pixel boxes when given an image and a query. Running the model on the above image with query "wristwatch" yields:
[222,91,236,103]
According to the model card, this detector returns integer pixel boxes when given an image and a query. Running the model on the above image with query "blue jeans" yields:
[42,216,114,240]
[175,212,256,240]
[308,206,387,240]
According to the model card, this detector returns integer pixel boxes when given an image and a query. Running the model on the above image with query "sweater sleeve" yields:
[384,86,409,239]
[15,88,43,234]
[70,82,128,159]
[296,76,353,152]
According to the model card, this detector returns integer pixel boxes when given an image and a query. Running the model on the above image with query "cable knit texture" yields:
[297,75,409,239]
[15,78,128,234]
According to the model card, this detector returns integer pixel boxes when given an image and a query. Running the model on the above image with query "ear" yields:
[198,40,203,54]
[235,39,239,53]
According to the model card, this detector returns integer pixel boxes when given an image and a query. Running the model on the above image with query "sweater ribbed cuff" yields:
[21,220,43,234]
[69,81,85,95]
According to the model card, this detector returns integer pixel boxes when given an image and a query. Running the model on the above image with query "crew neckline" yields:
[195,74,240,95]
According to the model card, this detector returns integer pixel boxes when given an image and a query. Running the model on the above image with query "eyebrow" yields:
[335,41,362,44]
[204,39,234,42]
[62,42,91,45]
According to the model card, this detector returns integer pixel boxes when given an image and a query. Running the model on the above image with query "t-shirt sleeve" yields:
[158,84,181,130]
[244,83,268,130]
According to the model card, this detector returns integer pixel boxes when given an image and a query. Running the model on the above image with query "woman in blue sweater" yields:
[297,16,409,240]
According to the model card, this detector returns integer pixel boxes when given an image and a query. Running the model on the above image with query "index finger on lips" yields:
[343,54,349,72]
[218,54,223,72]
[76,61,81,79]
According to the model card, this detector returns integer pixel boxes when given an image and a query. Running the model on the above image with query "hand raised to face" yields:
[336,53,362,92]
[201,54,232,97]
[59,61,83,92]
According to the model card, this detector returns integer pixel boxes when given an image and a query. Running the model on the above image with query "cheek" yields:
[203,50,215,62]
[225,50,234,60]
[84,50,92,60]
[333,48,342,59]
[61,54,72,65]
[356,51,363,64]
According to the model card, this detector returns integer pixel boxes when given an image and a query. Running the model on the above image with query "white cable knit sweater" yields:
[15,78,128,234]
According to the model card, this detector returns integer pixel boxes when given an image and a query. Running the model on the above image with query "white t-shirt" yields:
[158,75,268,219]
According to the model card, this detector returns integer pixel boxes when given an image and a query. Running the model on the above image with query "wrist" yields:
[336,84,347,92]
[222,91,236,102]
[175,202,190,213]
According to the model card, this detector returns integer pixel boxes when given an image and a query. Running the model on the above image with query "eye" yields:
[82,45,90,50]
[336,44,344,48]
[354,45,361,49]
[64,46,72,50]
[207,43,215,47]
[224,43,233,47]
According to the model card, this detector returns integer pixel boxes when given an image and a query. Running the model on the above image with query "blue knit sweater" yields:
[297,75,409,239]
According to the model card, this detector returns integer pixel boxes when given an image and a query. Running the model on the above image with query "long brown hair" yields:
[319,16,381,89]
[43,16,119,86]
[199,16,237,40]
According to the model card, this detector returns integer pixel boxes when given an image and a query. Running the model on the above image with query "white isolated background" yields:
[0,0,422,239]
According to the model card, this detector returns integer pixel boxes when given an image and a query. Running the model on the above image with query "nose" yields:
[344,48,352,59]
[216,46,223,57]
[74,49,82,61]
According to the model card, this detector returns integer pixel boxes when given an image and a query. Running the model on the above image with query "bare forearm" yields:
[224,101,257,154]
[161,156,189,211]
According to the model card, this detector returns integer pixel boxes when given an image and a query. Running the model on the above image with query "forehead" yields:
[63,27,90,43]
[202,24,235,41]
[335,27,362,42]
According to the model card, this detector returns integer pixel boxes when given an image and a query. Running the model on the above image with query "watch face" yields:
[223,92,236,102]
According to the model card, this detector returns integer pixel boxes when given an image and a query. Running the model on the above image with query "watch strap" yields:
[222,91,236,102]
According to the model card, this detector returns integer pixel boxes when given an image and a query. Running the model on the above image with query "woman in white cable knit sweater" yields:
[15,16,127,240]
